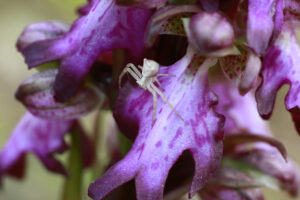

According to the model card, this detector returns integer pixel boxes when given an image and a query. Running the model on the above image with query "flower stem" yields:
[110,49,125,105]
[61,128,83,200]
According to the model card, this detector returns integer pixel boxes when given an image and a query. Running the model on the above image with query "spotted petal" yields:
[19,0,151,101]
[88,48,224,200]
[0,113,72,178]
[255,23,300,134]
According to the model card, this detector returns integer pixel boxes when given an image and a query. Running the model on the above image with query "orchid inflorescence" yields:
[1,0,300,200]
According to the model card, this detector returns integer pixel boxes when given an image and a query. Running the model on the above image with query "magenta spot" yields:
[164,155,169,161]
[190,119,210,146]
[163,126,167,131]
[151,162,159,170]
[168,127,183,148]
[158,108,163,114]
[146,106,152,116]
[98,16,104,22]
[68,38,73,43]
[155,141,162,148]
[153,118,157,126]
[136,143,145,159]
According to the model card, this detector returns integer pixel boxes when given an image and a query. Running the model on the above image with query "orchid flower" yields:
[205,76,300,199]
[1,0,300,200]
[0,112,71,179]
[18,0,151,101]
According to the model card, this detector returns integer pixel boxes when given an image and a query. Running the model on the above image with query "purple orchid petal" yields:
[0,112,72,178]
[234,149,300,196]
[187,12,235,56]
[15,69,101,120]
[206,165,262,188]
[88,48,224,200]
[255,23,300,133]
[200,186,263,200]
[199,0,219,12]
[212,77,270,136]
[115,0,167,8]
[212,75,300,196]
[284,0,300,21]
[286,0,300,11]
[247,0,276,55]
[77,0,96,15]
[19,0,152,101]
[224,134,287,162]
[274,0,283,37]
[200,165,264,200]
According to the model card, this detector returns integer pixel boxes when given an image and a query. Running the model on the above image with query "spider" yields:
[119,58,184,125]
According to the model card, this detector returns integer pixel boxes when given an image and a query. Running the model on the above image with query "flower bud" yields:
[187,12,234,55]
[15,69,101,120]
[16,21,69,51]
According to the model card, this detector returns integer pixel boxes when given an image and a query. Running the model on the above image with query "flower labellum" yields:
[256,22,300,134]
[0,113,72,179]
[7,0,300,199]
[88,48,224,200]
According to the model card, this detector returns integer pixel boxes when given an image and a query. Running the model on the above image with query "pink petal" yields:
[89,48,224,200]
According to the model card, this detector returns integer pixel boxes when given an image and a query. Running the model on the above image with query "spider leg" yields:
[128,64,142,78]
[150,82,184,121]
[154,77,165,91]
[157,73,176,77]
[147,86,157,126]
[119,63,142,88]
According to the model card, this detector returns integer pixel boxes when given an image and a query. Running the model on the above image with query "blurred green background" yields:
[0,0,299,199]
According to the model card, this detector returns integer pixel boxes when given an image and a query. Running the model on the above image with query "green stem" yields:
[91,110,105,178]
[62,128,83,200]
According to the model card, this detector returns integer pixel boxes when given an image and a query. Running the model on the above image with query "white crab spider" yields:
[119,58,184,125]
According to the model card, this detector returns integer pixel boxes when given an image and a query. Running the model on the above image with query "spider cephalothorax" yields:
[119,58,183,125]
